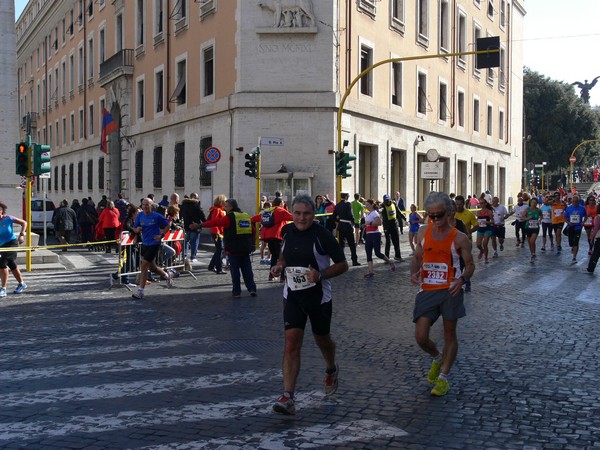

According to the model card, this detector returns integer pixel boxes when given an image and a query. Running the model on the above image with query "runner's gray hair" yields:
[424,192,453,212]
[291,193,316,212]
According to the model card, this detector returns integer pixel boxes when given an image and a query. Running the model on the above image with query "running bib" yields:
[477,218,488,228]
[542,210,551,220]
[554,209,563,217]
[528,219,539,228]
[285,266,316,291]
[422,262,449,285]
[585,216,593,226]
[570,214,581,224]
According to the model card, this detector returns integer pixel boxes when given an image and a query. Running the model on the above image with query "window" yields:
[358,0,376,18]
[87,159,93,190]
[49,124,53,147]
[116,13,123,52]
[487,0,494,19]
[88,37,94,80]
[155,69,164,113]
[136,0,145,48]
[70,112,75,141]
[457,11,467,68]
[61,61,66,98]
[199,136,213,187]
[457,90,465,128]
[199,0,216,19]
[499,46,506,89]
[79,108,84,139]
[69,163,74,191]
[89,103,94,135]
[500,0,506,27]
[173,59,186,105]
[55,120,60,147]
[137,78,145,119]
[439,81,448,121]
[62,117,67,144]
[98,157,104,190]
[62,18,66,44]
[473,23,481,77]
[439,0,449,52]
[174,0,187,22]
[174,142,185,188]
[391,0,405,32]
[54,167,58,191]
[360,44,373,96]
[417,72,427,115]
[202,46,214,98]
[473,97,480,132]
[135,150,143,189]
[88,0,94,18]
[154,147,163,188]
[154,0,164,35]
[391,61,402,106]
[417,0,429,45]
[498,109,505,140]
[78,161,83,190]
[69,54,75,93]
[487,104,493,136]
[78,46,84,88]
[99,28,105,63]
[61,165,66,191]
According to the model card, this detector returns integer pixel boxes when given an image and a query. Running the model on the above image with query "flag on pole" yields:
[100,107,118,153]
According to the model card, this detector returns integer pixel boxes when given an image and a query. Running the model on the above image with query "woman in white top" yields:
[362,199,395,278]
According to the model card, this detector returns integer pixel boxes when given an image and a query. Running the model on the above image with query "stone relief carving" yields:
[258,0,316,29]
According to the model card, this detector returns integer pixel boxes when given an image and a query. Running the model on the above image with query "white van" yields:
[31,198,56,232]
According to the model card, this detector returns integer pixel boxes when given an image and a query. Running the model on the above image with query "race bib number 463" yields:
[422,262,449,285]
[285,266,316,291]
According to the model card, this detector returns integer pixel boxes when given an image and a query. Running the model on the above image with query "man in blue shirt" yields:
[132,198,172,299]
[564,195,587,264]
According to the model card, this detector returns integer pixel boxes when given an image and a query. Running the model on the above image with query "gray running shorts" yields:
[413,289,466,324]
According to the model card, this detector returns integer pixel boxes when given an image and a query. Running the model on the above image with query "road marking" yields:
[0,327,198,348]
[0,352,257,381]
[0,391,324,441]
[0,338,210,363]
[140,419,409,449]
[0,369,280,407]
[64,254,95,269]
[5,318,177,333]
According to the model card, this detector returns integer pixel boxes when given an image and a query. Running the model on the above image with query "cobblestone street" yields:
[0,235,599,449]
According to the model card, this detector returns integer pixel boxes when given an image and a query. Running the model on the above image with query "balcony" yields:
[98,49,134,87]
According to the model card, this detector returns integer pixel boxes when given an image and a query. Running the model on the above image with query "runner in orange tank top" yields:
[410,192,475,397]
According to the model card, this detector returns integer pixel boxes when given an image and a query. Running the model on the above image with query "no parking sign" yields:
[204,146,221,164]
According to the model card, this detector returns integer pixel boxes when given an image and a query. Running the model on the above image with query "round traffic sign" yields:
[204,146,221,164]
[569,156,576,163]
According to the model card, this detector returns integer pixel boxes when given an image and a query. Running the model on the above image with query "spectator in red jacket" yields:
[251,197,292,281]
[98,201,121,253]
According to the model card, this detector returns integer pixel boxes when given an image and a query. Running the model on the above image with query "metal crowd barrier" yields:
[111,229,197,291]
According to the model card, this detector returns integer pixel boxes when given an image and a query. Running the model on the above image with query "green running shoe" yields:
[427,359,442,384]
[431,377,450,396]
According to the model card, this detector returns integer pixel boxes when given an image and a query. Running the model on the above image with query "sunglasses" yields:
[428,212,447,220]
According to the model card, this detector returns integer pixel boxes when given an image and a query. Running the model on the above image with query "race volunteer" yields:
[270,194,348,415]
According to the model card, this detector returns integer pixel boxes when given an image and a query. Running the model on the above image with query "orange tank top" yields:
[585,205,598,227]
[420,226,461,291]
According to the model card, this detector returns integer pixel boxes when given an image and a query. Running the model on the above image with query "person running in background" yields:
[410,192,475,397]
[584,196,598,255]
[490,196,510,258]
[475,197,494,264]
[270,194,348,415]
[362,199,396,278]
[0,202,28,297]
[551,191,567,255]
[454,196,479,240]
[564,195,587,264]
[408,204,422,255]
[513,195,529,248]
[540,195,554,252]
[524,197,542,264]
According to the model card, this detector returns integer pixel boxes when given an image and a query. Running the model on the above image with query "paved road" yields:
[0,234,599,449]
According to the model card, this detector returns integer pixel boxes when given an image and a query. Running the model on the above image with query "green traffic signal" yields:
[33,144,51,176]
[15,142,30,176]
[336,151,356,178]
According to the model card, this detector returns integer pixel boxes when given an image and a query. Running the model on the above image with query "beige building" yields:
[16,0,525,211]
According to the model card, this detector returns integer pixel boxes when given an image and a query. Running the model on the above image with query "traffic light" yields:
[33,144,51,176]
[244,150,259,178]
[336,151,356,178]
[15,142,30,176]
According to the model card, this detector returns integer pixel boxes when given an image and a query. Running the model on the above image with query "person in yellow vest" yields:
[410,192,475,396]
[202,198,257,298]
[379,194,405,261]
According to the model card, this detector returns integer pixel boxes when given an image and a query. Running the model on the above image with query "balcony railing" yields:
[99,49,134,80]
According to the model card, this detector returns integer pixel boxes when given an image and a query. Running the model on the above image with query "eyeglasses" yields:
[428,212,447,220]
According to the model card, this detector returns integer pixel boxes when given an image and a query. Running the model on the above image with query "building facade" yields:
[16,0,525,212]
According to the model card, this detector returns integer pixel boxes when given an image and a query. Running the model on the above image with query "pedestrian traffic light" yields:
[244,150,259,178]
[336,151,356,178]
[15,142,30,176]
[33,144,51,176]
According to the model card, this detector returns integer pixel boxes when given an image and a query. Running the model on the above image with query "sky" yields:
[13,0,600,106]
